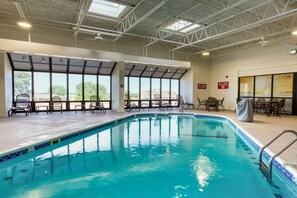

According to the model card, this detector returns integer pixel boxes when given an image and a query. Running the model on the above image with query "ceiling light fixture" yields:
[150,67,154,71]
[22,55,27,60]
[17,21,32,28]
[59,58,64,63]
[202,52,210,56]
[292,30,297,35]
[41,57,46,63]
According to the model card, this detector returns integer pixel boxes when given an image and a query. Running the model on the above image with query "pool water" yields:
[0,115,296,197]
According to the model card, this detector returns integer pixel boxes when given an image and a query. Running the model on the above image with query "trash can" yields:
[236,99,254,122]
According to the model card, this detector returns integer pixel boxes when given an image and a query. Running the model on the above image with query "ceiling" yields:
[1,0,297,56]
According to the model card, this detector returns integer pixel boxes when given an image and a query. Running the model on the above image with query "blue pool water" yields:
[0,115,296,197]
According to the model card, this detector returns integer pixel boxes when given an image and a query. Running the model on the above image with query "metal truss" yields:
[170,0,297,51]
[192,14,297,54]
[113,0,169,41]
[144,0,247,47]
[73,0,92,37]
[13,0,31,22]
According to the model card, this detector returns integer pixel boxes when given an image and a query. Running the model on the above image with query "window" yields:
[69,74,82,101]
[273,74,293,97]
[129,77,139,100]
[141,78,150,100]
[152,78,160,100]
[88,0,127,18]
[124,77,128,100]
[84,75,97,101]
[99,76,110,100]
[161,79,170,99]
[239,76,254,97]
[165,19,201,33]
[171,79,179,100]
[255,75,272,97]
[52,73,67,101]
[14,71,31,99]
[34,72,50,101]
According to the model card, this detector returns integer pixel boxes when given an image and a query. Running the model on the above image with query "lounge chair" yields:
[159,99,173,111]
[125,96,140,112]
[8,94,31,117]
[89,95,106,113]
[51,96,63,113]
[179,95,194,112]
[271,99,286,117]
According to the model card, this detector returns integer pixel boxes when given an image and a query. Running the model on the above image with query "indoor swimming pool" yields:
[0,114,296,197]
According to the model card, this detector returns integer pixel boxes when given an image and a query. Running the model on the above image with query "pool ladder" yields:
[259,130,297,184]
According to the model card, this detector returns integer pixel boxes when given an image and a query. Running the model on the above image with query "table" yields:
[35,106,49,114]
[254,100,278,116]
[75,104,87,113]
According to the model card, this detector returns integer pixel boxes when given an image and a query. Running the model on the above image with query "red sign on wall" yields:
[218,82,229,89]
[198,83,207,89]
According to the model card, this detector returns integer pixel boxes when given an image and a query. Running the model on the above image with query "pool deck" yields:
[0,109,296,173]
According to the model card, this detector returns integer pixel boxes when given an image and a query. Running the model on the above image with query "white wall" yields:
[0,52,12,117]
[211,42,297,110]
[112,62,125,112]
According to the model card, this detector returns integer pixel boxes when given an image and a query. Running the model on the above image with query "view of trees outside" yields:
[52,73,67,100]
[34,72,50,101]
[14,71,31,99]
[99,76,110,100]
[69,74,82,101]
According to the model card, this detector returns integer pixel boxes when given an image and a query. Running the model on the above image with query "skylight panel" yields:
[88,0,127,18]
[165,19,201,33]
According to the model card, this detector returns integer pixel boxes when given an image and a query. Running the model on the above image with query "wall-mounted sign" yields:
[120,83,124,88]
[218,81,229,89]
[198,83,207,89]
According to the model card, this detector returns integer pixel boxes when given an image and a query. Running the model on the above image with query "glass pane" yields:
[69,74,82,101]
[255,75,272,97]
[161,79,170,99]
[273,74,293,97]
[99,76,110,100]
[152,78,160,100]
[14,71,32,99]
[34,72,50,101]
[129,77,139,100]
[52,73,67,101]
[141,78,150,100]
[124,77,128,100]
[240,77,254,97]
[171,79,179,99]
[84,75,97,101]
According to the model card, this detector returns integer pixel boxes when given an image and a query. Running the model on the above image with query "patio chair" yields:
[197,97,206,110]
[206,97,219,111]
[271,99,286,117]
[125,96,140,112]
[179,95,194,112]
[89,95,106,113]
[51,96,63,113]
[8,94,31,117]
[159,99,173,111]
[219,97,225,111]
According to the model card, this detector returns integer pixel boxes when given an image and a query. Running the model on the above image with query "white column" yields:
[111,62,125,112]
[0,52,13,117]
[180,69,194,103]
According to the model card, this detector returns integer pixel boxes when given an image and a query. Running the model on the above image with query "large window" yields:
[52,73,67,101]
[161,79,170,100]
[255,75,272,97]
[14,71,31,99]
[84,75,97,101]
[141,78,150,100]
[99,76,110,100]
[34,72,50,101]
[69,74,82,101]
[239,76,254,97]
[273,74,293,97]
[129,77,139,100]
[152,78,160,100]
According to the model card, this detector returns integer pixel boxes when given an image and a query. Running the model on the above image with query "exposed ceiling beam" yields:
[171,0,297,51]
[113,0,169,41]
[73,0,92,37]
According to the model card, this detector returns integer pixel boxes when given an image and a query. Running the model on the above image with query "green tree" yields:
[14,72,31,96]
[75,82,108,100]
[52,85,66,96]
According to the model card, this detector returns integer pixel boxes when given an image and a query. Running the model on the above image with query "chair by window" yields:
[197,97,206,110]
[159,99,173,111]
[89,95,106,113]
[206,97,219,111]
[8,94,31,117]
[179,95,194,112]
[51,96,63,113]
[271,99,286,117]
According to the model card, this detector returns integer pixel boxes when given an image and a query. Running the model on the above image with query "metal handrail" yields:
[259,130,297,184]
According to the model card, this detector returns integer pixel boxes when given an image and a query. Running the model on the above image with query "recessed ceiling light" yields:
[202,52,210,56]
[41,57,46,63]
[17,21,32,28]
[292,30,297,35]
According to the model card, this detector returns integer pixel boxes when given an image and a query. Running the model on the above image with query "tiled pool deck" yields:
[0,109,296,172]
